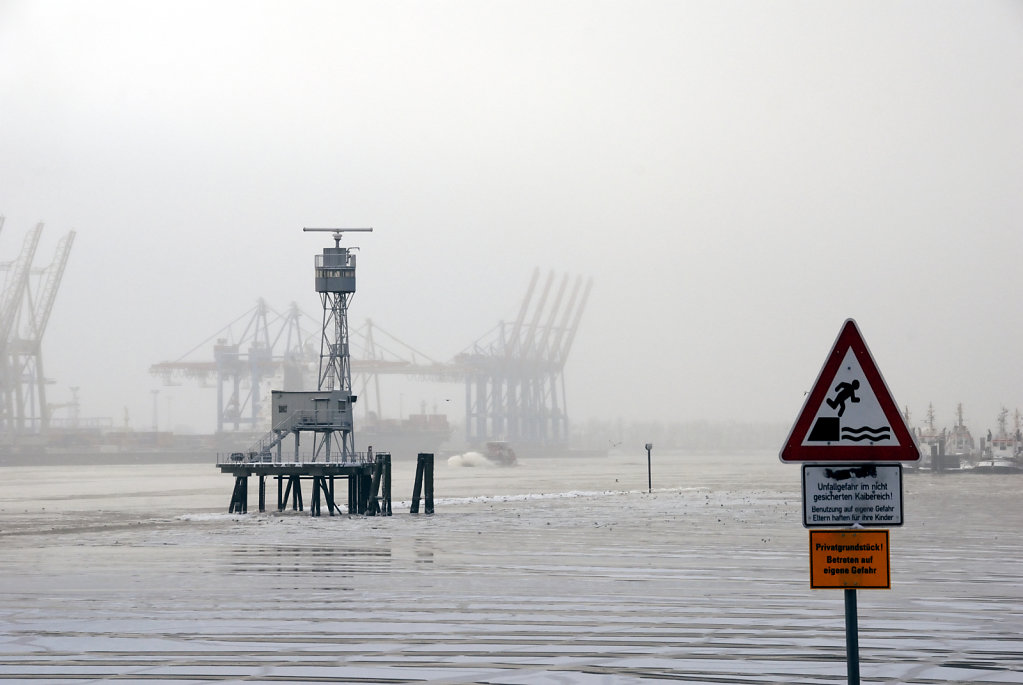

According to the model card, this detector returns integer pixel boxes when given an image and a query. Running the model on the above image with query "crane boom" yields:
[0,223,43,345]
[558,278,592,367]
[29,231,75,340]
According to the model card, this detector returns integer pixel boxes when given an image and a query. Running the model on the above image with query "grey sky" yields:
[1,1,1021,436]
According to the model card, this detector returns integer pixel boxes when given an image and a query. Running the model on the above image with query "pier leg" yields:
[423,453,434,515]
[278,475,284,511]
[311,475,321,517]
[294,476,303,511]
[367,457,383,516]
[357,471,372,514]
[321,477,338,516]
[229,476,248,514]
[281,476,293,511]
[258,475,266,513]
[327,476,338,515]
[383,454,392,516]
[411,455,425,514]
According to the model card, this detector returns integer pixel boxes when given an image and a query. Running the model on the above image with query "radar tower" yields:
[304,227,372,460]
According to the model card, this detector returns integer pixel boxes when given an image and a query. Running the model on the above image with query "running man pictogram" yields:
[826,379,860,417]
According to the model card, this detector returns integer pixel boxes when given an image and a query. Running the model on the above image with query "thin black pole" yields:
[845,588,860,685]
[645,443,653,493]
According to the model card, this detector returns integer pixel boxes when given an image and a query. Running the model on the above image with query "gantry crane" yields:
[0,221,75,440]
[456,268,592,449]
[150,299,313,432]
[150,268,591,452]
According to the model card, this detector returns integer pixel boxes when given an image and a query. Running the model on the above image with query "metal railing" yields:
[215,409,364,466]
[216,449,377,466]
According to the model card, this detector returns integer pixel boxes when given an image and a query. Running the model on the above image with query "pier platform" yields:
[217,452,392,517]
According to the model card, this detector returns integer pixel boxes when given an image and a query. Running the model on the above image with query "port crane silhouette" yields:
[149,268,591,449]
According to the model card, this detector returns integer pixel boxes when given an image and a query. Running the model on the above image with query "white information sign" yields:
[801,464,903,528]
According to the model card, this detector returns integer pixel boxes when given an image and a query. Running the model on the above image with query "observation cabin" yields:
[314,237,357,294]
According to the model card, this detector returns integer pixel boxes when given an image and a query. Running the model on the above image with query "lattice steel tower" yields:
[304,227,372,460]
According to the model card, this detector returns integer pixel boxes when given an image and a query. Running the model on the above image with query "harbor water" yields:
[1,451,1021,683]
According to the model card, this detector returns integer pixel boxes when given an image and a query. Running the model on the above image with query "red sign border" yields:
[780,319,919,463]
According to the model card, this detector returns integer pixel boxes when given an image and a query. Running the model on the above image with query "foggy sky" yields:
[1,1,1021,437]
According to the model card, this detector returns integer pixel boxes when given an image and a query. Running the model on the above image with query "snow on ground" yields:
[0,452,1021,683]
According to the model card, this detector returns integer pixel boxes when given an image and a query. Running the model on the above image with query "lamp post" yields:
[645,443,653,493]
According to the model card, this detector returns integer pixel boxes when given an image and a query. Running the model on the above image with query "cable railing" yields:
[216,449,378,466]
[214,408,368,466]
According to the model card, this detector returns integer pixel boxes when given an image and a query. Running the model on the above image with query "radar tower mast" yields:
[302,227,372,460]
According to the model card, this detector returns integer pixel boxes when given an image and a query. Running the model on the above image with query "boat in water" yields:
[912,403,961,471]
[946,403,977,466]
[483,441,518,466]
[974,407,1023,473]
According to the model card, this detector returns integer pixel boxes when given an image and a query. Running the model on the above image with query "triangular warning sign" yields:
[780,319,919,463]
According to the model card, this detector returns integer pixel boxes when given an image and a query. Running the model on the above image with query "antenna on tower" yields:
[303,227,373,248]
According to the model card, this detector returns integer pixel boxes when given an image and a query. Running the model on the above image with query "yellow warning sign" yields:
[809,529,890,589]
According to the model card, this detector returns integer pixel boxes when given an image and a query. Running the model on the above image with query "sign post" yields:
[779,319,917,685]
[808,527,891,684]
[845,589,859,685]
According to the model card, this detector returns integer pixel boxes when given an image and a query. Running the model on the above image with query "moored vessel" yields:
[946,403,977,466]
[974,407,1023,473]
[913,403,961,471]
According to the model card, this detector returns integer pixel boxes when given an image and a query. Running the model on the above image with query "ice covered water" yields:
[1,452,1021,683]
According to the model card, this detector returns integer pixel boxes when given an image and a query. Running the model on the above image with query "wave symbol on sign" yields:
[840,426,891,442]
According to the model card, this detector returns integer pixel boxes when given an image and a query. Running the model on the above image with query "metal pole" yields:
[845,588,860,685]
[645,443,653,493]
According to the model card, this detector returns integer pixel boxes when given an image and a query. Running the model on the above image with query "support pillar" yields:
[424,453,434,515]
[382,453,392,516]
[229,476,248,514]
[357,471,372,514]
[411,453,434,515]
[292,475,303,511]
[367,456,383,516]
[311,475,321,517]
[320,476,338,516]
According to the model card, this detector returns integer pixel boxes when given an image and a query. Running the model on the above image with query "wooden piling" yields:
[311,475,321,517]
[229,476,248,514]
[411,453,434,515]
